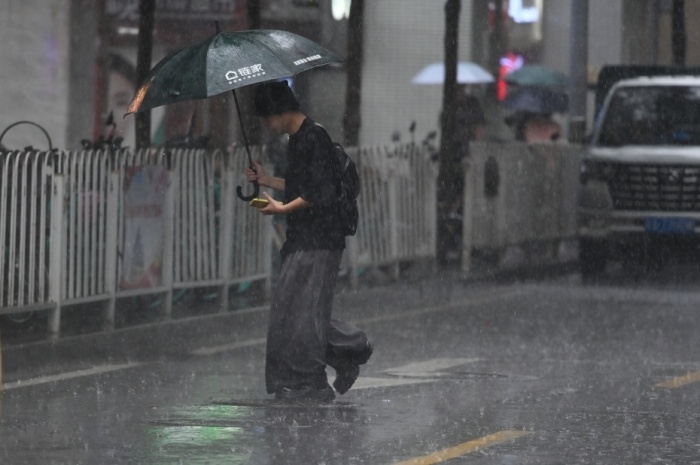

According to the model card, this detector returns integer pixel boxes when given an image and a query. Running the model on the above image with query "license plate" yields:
[645,217,696,234]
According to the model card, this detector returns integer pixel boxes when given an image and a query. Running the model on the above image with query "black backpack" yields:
[331,142,360,236]
[308,122,360,236]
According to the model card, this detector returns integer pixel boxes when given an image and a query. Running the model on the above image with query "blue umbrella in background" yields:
[502,87,569,114]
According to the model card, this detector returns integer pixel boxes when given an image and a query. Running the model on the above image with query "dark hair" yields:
[108,53,137,85]
[254,81,300,116]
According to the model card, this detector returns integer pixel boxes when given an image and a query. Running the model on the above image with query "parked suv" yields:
[578,74,700,278]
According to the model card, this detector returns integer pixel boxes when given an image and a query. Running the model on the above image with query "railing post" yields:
[103,171,120,330]
[425,149,438,275]
[461,158,476,276]
[48,175,66,335]
[161,169,175,319]
[217,168,234,312]
[387,149,400,281]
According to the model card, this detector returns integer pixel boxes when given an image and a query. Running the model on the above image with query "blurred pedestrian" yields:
[437,86,485,265]
[523,113,561,142]
[454,86,485,155]
[245,81,373,402]
[506,111,561,143]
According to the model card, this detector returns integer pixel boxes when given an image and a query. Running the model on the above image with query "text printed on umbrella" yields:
[226,64,266,84]
[294,55,322,66]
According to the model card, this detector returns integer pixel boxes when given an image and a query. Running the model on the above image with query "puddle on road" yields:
[141,401,370,464]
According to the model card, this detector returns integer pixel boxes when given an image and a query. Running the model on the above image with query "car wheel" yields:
[579,239,607,281]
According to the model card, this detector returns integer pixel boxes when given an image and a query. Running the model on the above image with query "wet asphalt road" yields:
[2,262,700,464]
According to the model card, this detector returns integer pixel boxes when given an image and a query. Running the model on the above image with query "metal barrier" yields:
[347,143,437,285]
[463,142,584,274]
[1,147,274,332]
[0,143,437,333]
[0,151,53,313]
[1,141,587,331]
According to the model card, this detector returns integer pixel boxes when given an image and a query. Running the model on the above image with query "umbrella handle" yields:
[237,180,259,201]
[231,88,260,202]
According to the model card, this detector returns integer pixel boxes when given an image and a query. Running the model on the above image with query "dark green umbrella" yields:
[505,65,568,88]
[127,28,342,200]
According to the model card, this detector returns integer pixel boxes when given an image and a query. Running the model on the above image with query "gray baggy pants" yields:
[265,249,370,394]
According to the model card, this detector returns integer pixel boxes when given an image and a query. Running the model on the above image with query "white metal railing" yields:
[0,147,274,332]
[60,151,110,301]
[0,143,437,333]
[0,151,53,311]
[347,143,437,283]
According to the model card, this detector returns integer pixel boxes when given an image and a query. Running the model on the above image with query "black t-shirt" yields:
[281,118,345,256]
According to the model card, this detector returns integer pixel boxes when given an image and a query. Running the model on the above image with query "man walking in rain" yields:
[245,81,373,401]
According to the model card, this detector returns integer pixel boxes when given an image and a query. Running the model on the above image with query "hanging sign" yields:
[120,165,169,290]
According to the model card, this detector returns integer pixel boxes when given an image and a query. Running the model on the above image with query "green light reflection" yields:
[141,404,268,464]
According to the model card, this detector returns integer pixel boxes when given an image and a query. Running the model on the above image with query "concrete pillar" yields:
[66,0,98,150]
[568,0,588,143]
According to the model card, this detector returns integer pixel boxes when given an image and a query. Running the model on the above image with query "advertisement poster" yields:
[120,165,169,290]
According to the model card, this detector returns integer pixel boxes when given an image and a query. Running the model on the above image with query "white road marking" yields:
[386,358,482,377]
[2,362,143,391]
[330,358,483,391]
[349,377,434,390]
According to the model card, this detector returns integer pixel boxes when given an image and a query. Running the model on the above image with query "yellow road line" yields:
[392,430,531,465]
[655,371,700,389]
[2,362,142,391]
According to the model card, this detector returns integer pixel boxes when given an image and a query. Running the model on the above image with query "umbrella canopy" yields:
[503,87,568,114]
[504,65,568,88]
[128,29,341,114]
[411,62,494,85]
[127,29,341,201]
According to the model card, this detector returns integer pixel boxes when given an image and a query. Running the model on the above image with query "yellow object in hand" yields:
[250,198,269,208]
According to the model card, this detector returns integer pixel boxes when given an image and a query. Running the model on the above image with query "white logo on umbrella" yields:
[294,55,321,66]
[226,64,265,84]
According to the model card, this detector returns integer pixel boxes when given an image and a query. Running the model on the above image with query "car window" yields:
[596,85,700,147]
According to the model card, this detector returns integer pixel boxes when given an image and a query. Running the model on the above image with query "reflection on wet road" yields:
[2,266,700,463]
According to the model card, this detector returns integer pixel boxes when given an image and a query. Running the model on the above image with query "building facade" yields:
[2,1,700,151]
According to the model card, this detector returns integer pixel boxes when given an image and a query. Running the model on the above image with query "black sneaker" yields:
[333,365,360,395]
[356,339,373,365]
[275,384,335,402]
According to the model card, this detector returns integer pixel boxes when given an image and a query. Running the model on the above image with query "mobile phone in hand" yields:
[250,198,269,208]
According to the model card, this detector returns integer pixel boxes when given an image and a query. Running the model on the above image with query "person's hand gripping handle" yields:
[238,161,260,201]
